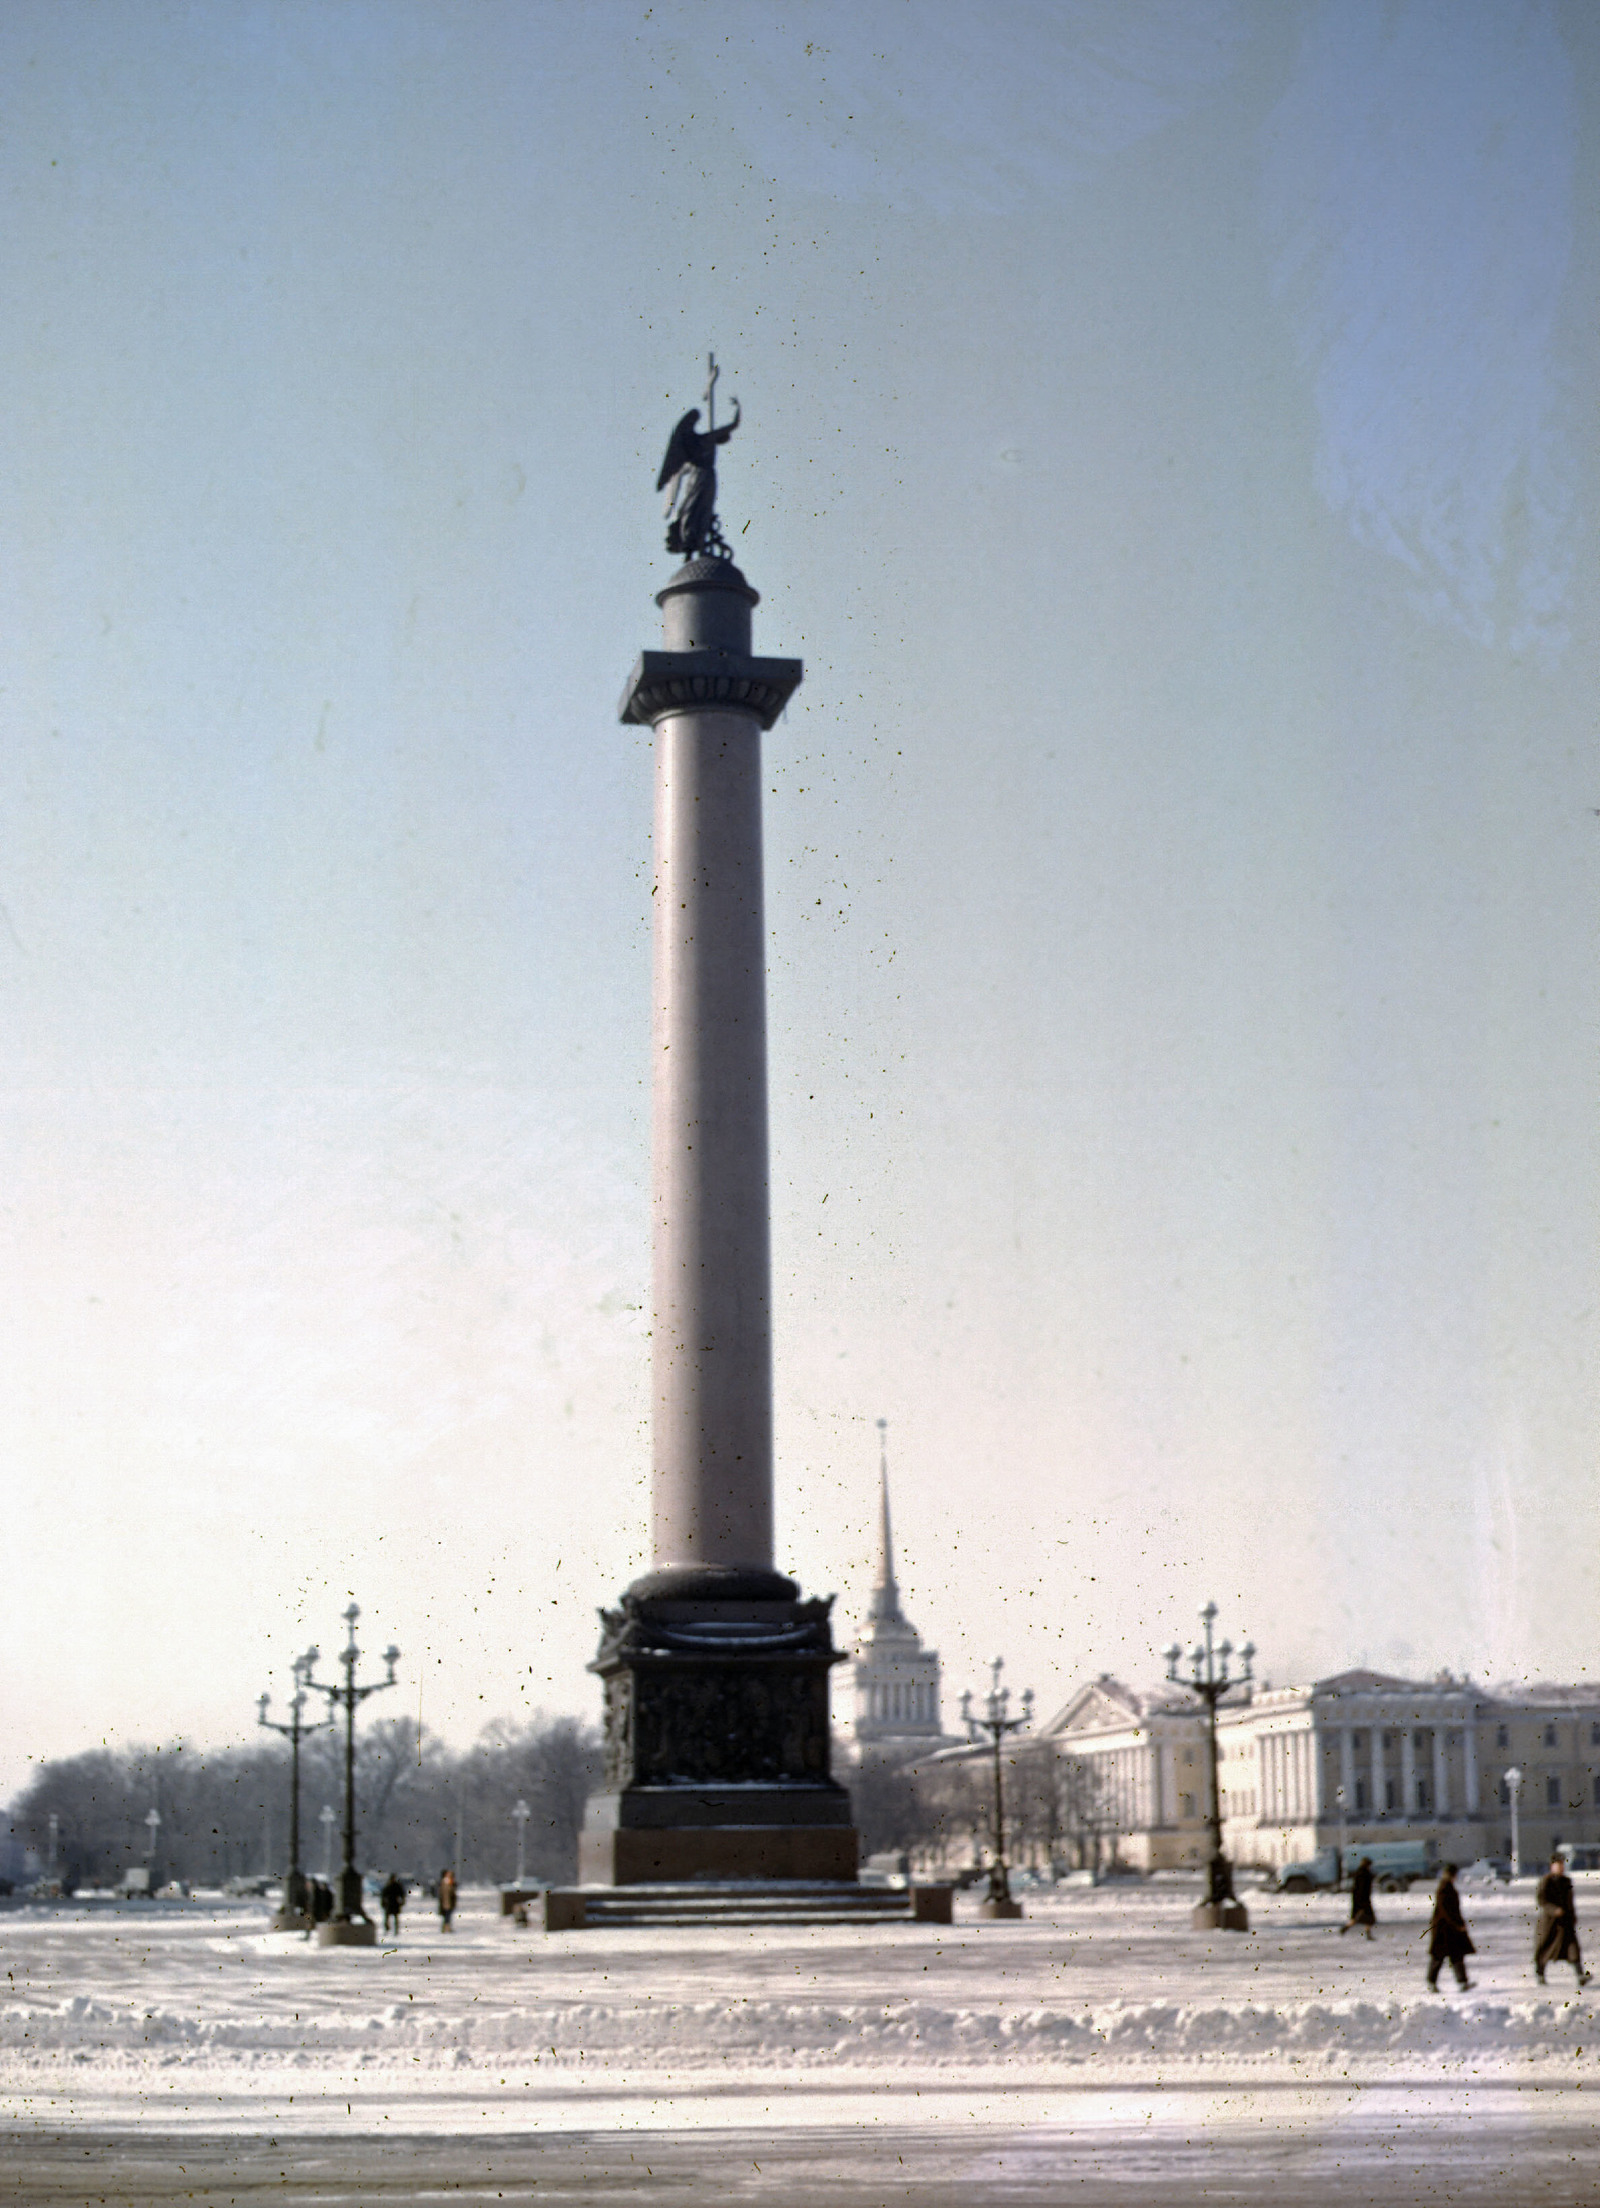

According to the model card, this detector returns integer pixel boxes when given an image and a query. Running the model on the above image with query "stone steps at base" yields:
[542,1881,951,1930]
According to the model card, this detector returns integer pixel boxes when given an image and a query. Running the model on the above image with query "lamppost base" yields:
[979,1896,1024,1920]
[1192,1899,1250,1932]
[271,1907,314,1933]
[316,1917,378,1947]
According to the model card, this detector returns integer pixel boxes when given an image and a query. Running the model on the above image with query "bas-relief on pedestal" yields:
[581,1580,854,1883]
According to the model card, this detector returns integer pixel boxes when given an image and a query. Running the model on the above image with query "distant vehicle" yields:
[1276,1840,1436,1894]
[1559,1845,1600,1873]
[117,1868,151,1898]
[223,1875,278,1898]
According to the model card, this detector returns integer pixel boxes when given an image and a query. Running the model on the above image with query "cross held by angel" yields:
[657,355,740,560]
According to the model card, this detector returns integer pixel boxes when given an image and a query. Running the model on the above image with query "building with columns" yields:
[1036,1674,1216,1870]
[1042,1668,1600,1874]
[849,1430,947,1760]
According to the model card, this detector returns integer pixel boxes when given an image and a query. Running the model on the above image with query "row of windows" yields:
[1496,1773,1594,1809]
[1338,1724,1600,1752]
[1332,1773,1592,1813]
[1212,1774,1598,1819]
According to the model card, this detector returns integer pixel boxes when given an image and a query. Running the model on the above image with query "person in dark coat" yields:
[1340,1856,1376,1939]
[1534,1854,1592,1987]
[380,1873,406,1938]
[1426,1863,1474,1991]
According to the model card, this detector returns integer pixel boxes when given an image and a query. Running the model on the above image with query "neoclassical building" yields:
[1037,1674,1216,1870]
[849,1430,947,1760]
[1041,1667,1600,1874]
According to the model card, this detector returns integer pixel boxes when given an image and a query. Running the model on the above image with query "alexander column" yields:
[579,364,857,1885]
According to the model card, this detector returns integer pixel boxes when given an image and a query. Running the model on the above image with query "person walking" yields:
[380,1873,406,1938]
[1340,1855,1376,1940]
[1535,1853,1592,1988]
[1425,1863,1475,1991]
[436,1866,458,1933]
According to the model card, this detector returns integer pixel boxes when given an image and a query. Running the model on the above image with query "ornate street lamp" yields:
[319,1803,337,1882]
[257,1646,330,1930]
[959,1656,1034,1920]
[1505,1765,1523,1878]
[512,1798,531,1889]
[304,1603,399,1947]
[1335,1784,1349,1888]
[143,1807,162,1895]
[1165,1602,1254,1932]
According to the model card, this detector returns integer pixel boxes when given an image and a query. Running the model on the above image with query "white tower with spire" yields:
[851,1420,946,1759]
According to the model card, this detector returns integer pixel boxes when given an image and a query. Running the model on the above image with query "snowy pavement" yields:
[4,1883,1599,2198]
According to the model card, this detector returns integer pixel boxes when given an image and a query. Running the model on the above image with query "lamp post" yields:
[143,1808,161,1895]
[257,1647,330,1930]
[46,1813,58,1882]
[1335,1784,1349,1888]
[512,1799,531,1889]
[304,1603,399,1948]
[959,1657,1034,1920]
[1505,1765,1523,1878]
[319,1804,337,1881]
[1165,1602,1254,1932]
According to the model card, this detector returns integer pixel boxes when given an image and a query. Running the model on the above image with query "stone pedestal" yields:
[1192,1899,1250,1932]
[581,1565,854,1885]
[978,1896,1024,1920]
[316,1917,377,1947]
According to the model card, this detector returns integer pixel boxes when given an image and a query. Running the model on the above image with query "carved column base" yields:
[582,1580,858,1886]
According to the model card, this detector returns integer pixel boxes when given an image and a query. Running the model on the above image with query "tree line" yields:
[850,1743,1123,1876]
[8,1722,1123,1896]
[5,1713,602,1893]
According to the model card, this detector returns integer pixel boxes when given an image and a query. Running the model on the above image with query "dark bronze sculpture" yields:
[657,354,740,559]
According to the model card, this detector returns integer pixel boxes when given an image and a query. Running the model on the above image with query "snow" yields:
[3,1881,1597,2136]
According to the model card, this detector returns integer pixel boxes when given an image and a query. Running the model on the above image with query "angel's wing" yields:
[656,409,700,493]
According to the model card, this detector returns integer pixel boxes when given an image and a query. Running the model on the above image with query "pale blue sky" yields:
[2,0,1596,1794]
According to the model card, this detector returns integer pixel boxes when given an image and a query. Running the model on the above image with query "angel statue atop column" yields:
[657,355,741,559]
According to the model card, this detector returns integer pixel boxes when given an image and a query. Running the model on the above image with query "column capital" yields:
[620,649,804,732]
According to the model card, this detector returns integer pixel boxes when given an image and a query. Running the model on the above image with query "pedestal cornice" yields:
[619,648,803,732]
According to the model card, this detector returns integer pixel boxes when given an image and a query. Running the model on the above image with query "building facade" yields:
[1037,1674,1215,1871]
[1042,1667,1600,1874]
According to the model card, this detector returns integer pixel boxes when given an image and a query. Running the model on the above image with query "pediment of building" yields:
[1041,1673,1195,1739]
[1314,1667,1425,1696]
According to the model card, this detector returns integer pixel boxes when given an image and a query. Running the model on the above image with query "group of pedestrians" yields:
[1338,1851,1593,1992]
[375,1867,458,1938]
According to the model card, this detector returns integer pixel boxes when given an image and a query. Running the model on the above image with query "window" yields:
[1355,1779,1368,1811]
[1352,1732,1365,1751]
[1591,1723,1600,1748]
[1548,1776,1562,1809]
[1179,1793,1196,1819]
[1499,1778,1512,1807]
[1545,1725,1559,1749]
[1496,1725,1510,1749]
[1593,1777,1600,1807]
[1416,1780,1432,1812]
[1413,1730,1426,1749]
[1382,1732,1394,1751]
[1182,1749,1194,1766]
[1385,1778,1398,1811]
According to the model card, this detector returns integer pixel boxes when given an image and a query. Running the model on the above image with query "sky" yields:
[2,0,1597,1802]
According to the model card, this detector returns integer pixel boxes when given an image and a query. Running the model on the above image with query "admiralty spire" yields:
[851,1420,946,1759]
